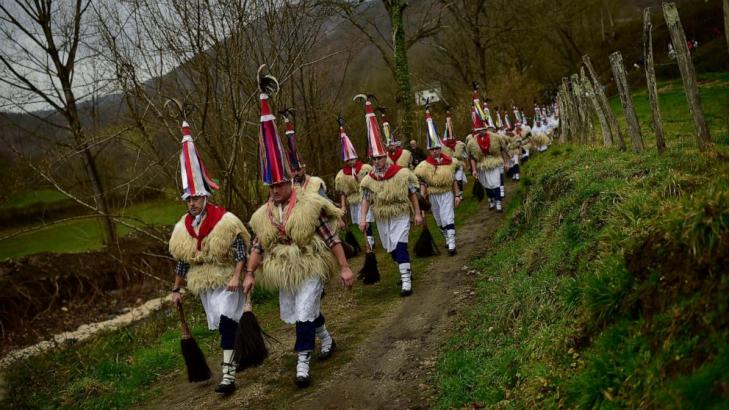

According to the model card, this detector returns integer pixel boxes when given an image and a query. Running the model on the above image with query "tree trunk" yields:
[643,8,666,153]
[724,0,729,58]
[663,2,712,151]
[583,55,623,149]
[388,1,415,141]
[609,51,644,153]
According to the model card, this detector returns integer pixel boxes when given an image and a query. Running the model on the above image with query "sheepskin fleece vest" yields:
[360,167,418,221]
[389,149,412,168]
[169,212,250,294]
[532,132,550,147]
[414,158,456,194]
[466,133,504,170]
[334,163,373,205]
[249,192,343,292]
[297,175,326,196]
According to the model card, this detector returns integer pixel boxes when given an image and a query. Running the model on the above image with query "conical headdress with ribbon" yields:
[282,109,303,171]
[504,112,512,130]
[378,108,396,147]
[354,94,387,158]
[338,115,358,161]
[179,121,219,199]
[442,107,455,141]
[257,67,291,185]
[424,103,443,149]
[471,104,486,132]
[496,110,503,128]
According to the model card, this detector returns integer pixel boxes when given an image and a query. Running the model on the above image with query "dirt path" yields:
[141,182,511,409]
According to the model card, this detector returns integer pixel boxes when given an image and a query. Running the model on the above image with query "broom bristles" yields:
[344,230,361,257]
[361,252,380,284]
[234,311,269,371]
[415,226,439,257]
[472,181,485,201]
[181,338,212,382]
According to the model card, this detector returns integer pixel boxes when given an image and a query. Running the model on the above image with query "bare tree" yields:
[0,0,118,244]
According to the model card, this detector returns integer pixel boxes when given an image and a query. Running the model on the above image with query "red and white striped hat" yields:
[179,121,219,199]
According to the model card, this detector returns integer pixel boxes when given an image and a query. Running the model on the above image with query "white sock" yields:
[496,200,502,211]
[447,229,456,250]
[221,349,235,384]
[296,351,312,377]
[500,185,505,198]
[316,324,333,352]
[399,263,412,291]
[366,235,375,249]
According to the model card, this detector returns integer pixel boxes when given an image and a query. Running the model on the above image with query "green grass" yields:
[436,72,729,408]
[0,200,184,260]
[2,181,486,409]
[0,189,70,209]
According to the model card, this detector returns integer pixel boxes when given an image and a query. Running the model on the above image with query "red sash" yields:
[425,153,453,166]
[185,203,227,251]
[388,147,403,163]
[370,164,402,181]
[342,160,363,176]
[477,132,491,155]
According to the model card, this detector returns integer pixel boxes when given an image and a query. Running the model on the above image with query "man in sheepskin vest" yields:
[281,110,328,197]
[168,121,250,396]
[355,94,423,296]
[468,89,510,212]
[441,107,469,194]
[414,105,462,256]
[244,79,354,388]
[334,117,376,249]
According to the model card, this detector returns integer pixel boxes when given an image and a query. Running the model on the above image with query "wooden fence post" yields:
[560,79,573,142]
[643,7,666,153]
[583,55,623,149]
[581,67,611,146]
[663,2,712,151]
[609,51,644,153]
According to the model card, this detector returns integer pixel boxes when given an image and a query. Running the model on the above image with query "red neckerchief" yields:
[184,203,227,251]
[425,153,453,167]
[266,188,297,243]
[370,163,402,181]
[342,160,363,176]
[443,139,457,150]
[477,132,491,155]
[388,147,403,163]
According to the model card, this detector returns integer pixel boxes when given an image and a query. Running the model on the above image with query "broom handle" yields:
[244,290,253,313]
[175,301,193,339]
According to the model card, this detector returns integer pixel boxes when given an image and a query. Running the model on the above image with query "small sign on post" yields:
[414,85,442,106]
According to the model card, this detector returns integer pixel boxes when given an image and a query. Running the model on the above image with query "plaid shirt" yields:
[175,234,246,279]
[251,209,341,254]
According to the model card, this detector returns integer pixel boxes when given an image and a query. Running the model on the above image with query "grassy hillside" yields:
[436,73,729,407]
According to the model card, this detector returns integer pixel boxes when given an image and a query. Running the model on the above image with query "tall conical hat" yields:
[179,121,219,199]
[256,66,291,186]
[424,102,442,149]
[338,115,358,161]
[496,110,503,129]
[471,104,486,132]
[354,94,387,158]
[504,112,512,130]
[377,107,397,147]
[282,109,303,171]
[442,107,455,141]
[513,106,522,123]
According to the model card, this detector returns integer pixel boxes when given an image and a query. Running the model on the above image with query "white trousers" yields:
[350,202,374,224]
[199,287,246,330]
[375,214,411,253]
[279,277,324,324]
[477,167,501,190]
[429,191,455,227]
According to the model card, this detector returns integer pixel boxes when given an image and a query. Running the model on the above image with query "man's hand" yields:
[472,170,478,178]
[359,221,367,233]
[170,291,181,306]
[455,196,462,208]
[242,273,255,294]
[340,266,354,289]
[227,275,241,292]
[414,213,424,226]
